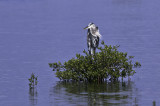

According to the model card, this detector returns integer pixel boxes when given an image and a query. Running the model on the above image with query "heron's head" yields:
[84,23,96,29]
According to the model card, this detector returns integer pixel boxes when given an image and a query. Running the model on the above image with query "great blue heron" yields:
[84,23,101,55]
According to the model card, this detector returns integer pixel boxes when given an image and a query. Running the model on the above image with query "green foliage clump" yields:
[49,41,141,82]
[28,73,38,89]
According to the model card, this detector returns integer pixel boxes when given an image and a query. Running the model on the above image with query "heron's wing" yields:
[91,36,99,48]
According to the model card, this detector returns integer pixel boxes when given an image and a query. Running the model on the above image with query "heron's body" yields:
[84,23,101,55]
[87,28,99,55]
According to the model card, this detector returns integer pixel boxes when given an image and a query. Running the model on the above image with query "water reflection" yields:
[50,81,139,106]
[29,88,38,106]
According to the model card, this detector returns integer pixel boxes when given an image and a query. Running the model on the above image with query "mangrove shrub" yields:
[49,41,141,82]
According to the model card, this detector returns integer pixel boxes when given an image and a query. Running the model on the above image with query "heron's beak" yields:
[84,26,88,29]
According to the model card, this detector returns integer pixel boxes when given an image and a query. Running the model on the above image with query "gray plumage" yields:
[84,23,101,55]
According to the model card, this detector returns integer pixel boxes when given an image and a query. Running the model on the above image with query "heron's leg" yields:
[91,48,95,55]
[92,48,96,55]
[93,48,96,55]
[91,48,93,55]
[88,41,92,55]
[88,45,91,55]
[88,49,91,55]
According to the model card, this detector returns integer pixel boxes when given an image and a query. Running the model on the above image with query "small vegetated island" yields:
[49,41,141,82]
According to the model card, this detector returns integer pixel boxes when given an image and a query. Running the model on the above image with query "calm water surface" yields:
[0,0,160,106]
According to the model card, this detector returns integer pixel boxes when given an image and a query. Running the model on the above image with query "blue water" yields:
[0,0,160,106]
